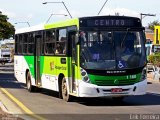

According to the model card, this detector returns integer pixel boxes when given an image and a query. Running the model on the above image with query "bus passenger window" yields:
[44,30,56,55]
[28,33,34,54]
[18,35,23,54]
[55,43,63,54]
[23,34,28,54]
[56,28,67,55]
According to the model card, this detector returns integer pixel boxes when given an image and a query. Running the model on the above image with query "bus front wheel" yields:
[61,77,71,102]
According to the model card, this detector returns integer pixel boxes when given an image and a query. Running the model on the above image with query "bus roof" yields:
[15,24,44,34]
[15,18,79,34]
[15,16,141,34]
[44,18,79,30]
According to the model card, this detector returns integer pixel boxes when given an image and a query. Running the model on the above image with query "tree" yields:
[0,11,15,39]
[148,20,160,31]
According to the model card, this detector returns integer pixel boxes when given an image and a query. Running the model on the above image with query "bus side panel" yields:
[40,56,70,91]
[14,55,31,84]
[41,56,57,90]
[55,57,70,92]
[40,56,57,90]
[24,56,36,86]
[14,55,23,83]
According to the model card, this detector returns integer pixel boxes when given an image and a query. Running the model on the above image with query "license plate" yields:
[111,88,122,93]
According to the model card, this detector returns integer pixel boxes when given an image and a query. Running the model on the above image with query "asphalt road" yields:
[0,65,160,120]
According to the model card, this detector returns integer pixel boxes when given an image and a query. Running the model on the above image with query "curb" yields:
[147,79,160,84]
[0,101,11,114]
[0,101,25,120]
[0,87,45,120]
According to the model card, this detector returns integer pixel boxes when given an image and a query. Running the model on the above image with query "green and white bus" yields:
[14,16,147,101]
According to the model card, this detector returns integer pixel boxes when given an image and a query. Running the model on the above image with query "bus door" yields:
[34,34,42,86]
[68,30,77,93]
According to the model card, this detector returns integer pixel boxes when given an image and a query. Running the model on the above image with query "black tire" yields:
[26,72,35,92]
[61,77,72,102]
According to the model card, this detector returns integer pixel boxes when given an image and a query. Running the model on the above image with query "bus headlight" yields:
[80,68,90,83]
[140,67,147,81]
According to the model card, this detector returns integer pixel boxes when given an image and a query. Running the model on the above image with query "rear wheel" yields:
[26,72,35,92]
[61,77,71,102]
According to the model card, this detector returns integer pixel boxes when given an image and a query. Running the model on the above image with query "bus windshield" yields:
[80,30,146,70]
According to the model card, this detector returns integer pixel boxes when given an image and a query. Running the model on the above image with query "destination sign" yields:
[87,19,134,27]
[79,16,142,28]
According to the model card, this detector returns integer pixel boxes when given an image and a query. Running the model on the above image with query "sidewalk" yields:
[147,72,160,83]
[0,108,23,120]
[0,88,36,120]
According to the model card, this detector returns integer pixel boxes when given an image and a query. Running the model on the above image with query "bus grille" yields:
[95,79,138,86]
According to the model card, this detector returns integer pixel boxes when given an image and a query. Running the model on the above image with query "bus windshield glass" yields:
[80,30,146,70]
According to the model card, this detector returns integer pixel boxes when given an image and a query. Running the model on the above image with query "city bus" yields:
[14,16,147,102]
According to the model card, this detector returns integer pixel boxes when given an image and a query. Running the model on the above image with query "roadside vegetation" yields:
[148,53,160,66]
[0,11,15,39]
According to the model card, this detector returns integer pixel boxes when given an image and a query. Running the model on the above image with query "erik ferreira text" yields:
[130,114,160,120]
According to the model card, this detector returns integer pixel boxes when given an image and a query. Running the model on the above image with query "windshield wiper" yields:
[121,28,130,47]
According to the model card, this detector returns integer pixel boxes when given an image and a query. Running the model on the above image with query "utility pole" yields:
[140,13,156,22]
[43,1,72,18]
[15,22,30,27]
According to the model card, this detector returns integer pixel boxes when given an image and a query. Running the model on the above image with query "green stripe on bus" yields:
[24,56,75,79]
[24,56,35,78]
[88,73,141,86]
[40,56,44,77]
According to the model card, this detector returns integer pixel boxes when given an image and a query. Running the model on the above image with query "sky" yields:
[0,0,160,29]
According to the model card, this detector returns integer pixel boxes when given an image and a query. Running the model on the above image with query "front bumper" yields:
[78,79,147,97]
